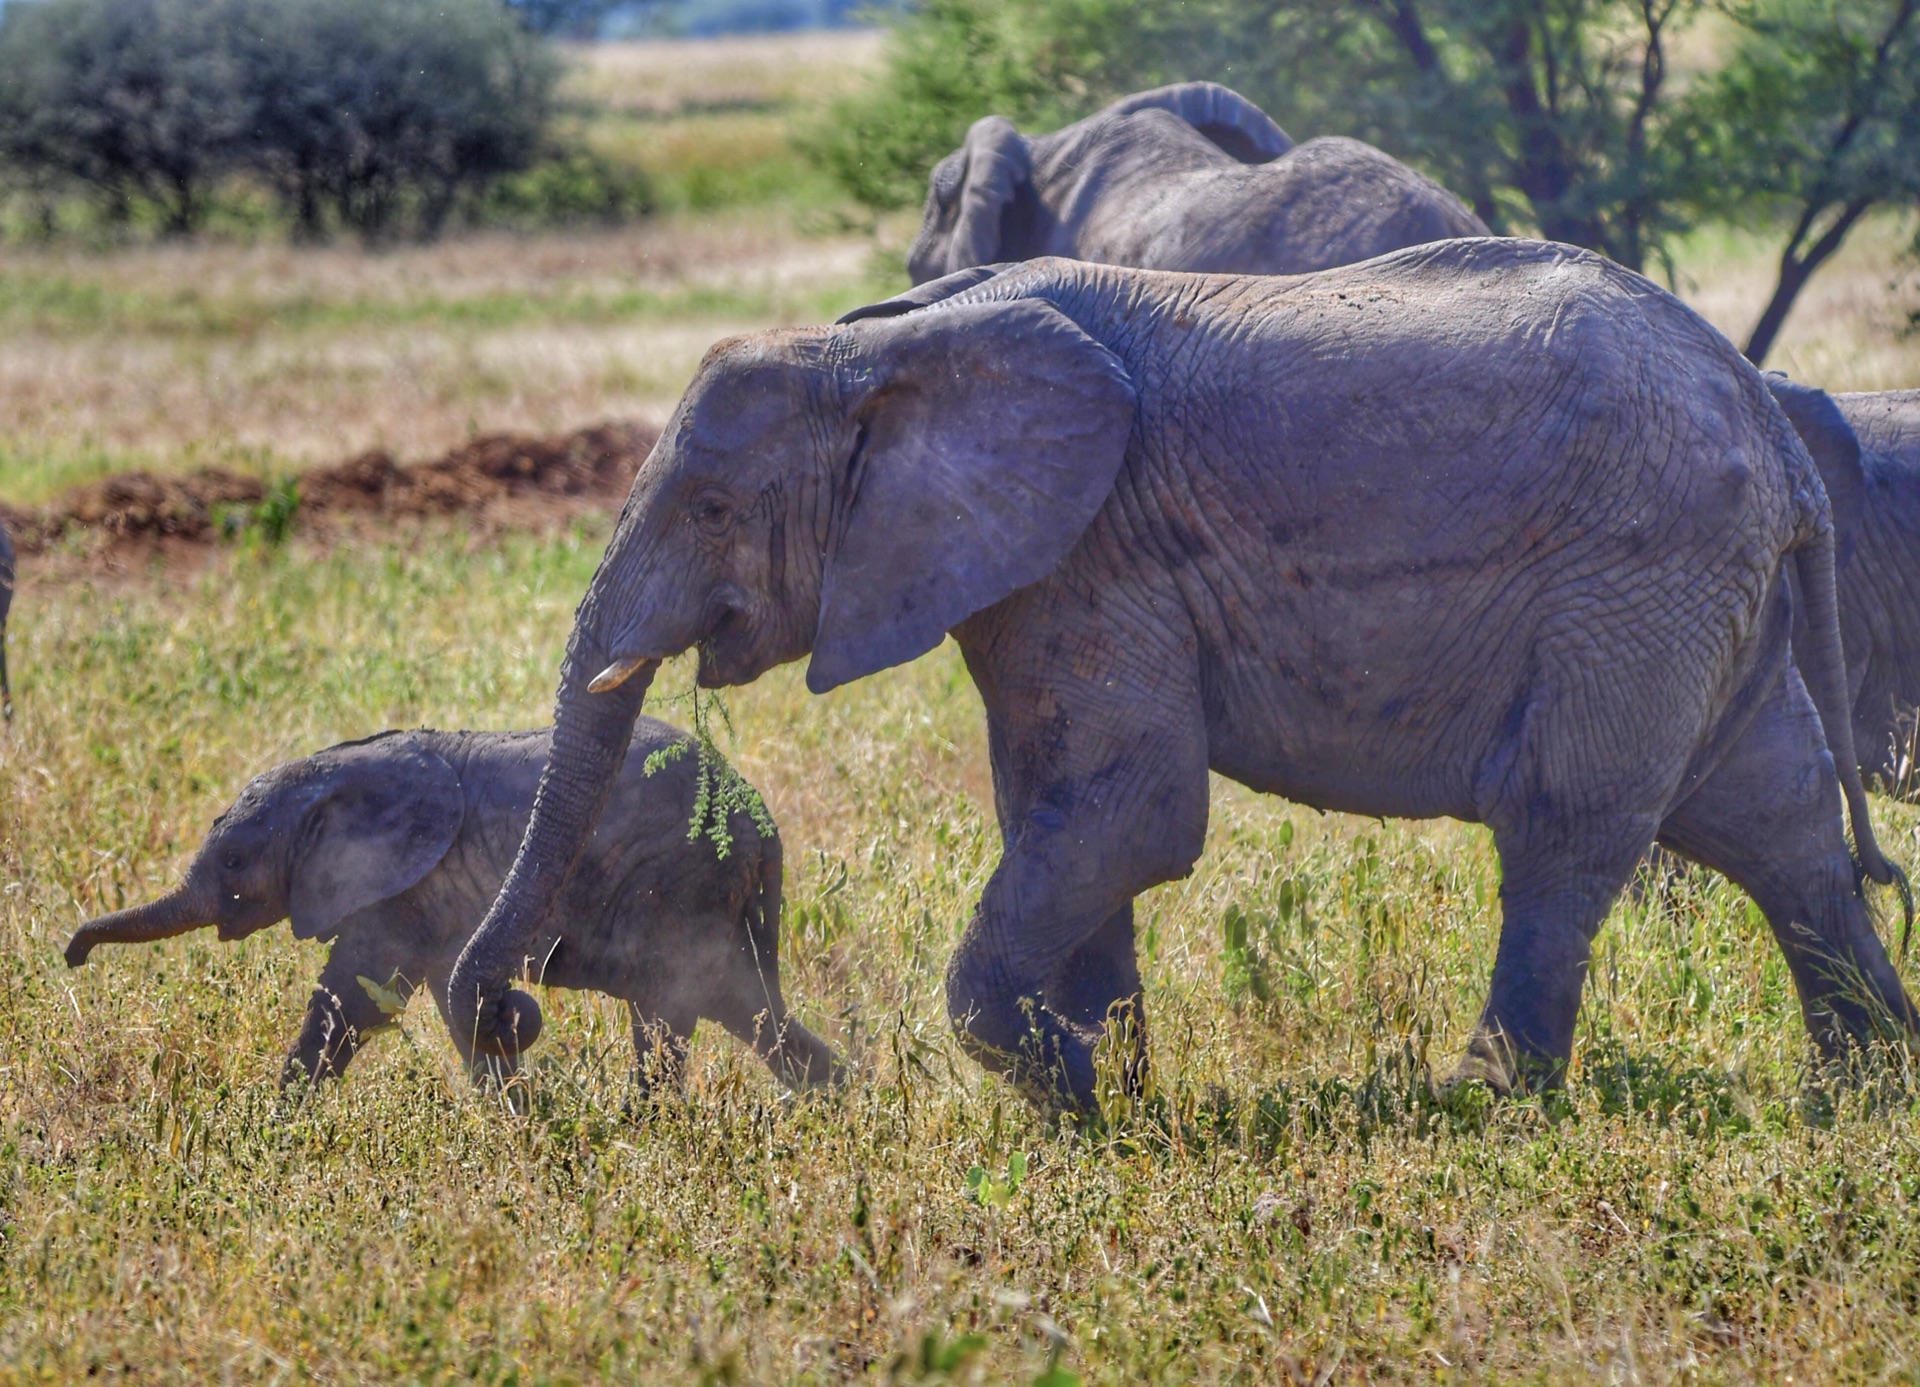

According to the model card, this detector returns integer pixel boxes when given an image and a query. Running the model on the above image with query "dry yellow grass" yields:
[1679,211,1920,392]
[562,30,887,116]
[4,39,1920,1375]
[0,214,889,504]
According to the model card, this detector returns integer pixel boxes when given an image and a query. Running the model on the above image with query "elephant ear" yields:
[1766,372,1867,568]
[288,736,465,940]
[1106,82,1293,163]
[808,297,1137,694]
[945,116,1031,274]
[837,265,1014,324]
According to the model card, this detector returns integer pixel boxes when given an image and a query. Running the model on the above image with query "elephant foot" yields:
[1443,1029,1568,1098]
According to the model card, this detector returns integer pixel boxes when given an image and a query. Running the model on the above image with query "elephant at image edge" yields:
[1779,385,1920,792]
[450,242,1916,1111]
[65,724,838,1093]
[907,81,1489,285]
[1,516,13,722]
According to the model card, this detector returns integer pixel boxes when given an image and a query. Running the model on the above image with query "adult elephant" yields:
[1779,385,1920,793]
[906,81,1488,286]
[450,242,1915,1110]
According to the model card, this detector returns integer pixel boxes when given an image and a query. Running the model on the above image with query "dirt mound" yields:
[0,422,657,555]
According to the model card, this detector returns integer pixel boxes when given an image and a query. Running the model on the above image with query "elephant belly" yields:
[1200,635,1498,823]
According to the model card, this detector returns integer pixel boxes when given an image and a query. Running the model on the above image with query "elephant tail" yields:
[1792,517,1914,943]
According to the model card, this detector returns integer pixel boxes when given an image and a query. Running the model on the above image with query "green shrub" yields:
[469,145,655,229]
[0,0,563,242]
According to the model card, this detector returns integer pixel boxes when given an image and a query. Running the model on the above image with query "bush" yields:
[0,0,563,242]
[468,145,655,229]
[0,0,254,234]
[236,0,560,242]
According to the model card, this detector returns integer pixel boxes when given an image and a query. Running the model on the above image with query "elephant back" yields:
[1101,82,1293,163]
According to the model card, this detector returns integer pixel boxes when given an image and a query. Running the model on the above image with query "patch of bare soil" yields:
[0,422,657,557]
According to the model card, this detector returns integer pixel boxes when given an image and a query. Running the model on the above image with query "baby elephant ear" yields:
[289,736,465,940]
[1766,372,1867,568]
[808,297,1136,694]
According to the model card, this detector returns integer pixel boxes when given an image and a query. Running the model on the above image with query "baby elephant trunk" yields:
[65,888,209,967]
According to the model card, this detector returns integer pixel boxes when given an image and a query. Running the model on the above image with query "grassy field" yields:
[5,28,1920,1384]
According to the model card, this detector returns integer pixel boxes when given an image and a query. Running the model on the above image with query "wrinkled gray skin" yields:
[1773,386,1920,798]
[451,241,1915,1112]
[66,725,839,1093]
[0,517,13,723]
[907,81,1488,286]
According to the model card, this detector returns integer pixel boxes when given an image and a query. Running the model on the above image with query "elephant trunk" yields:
[65,887,209,967]
[448,628,657,1058]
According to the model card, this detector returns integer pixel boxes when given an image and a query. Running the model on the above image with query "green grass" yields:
[0,264,880,342]
[3,526,1920,1382]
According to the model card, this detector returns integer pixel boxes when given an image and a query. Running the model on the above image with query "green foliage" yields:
[1685,0,1920,359]
[963,1149,1028,1208]
[0,0,561,243]
[642,675,776,860]
[802,0,1085,215]
[466,144,656,229]
[825,0,1920,350]
[0,0,256,235]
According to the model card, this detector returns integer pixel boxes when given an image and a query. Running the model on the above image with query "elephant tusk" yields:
[588,656,653,695]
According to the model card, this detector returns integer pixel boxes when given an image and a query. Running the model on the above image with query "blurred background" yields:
[0,0,1916,508]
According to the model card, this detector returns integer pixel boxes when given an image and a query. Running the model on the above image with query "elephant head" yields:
[907,83,1292,283]
[66,736,464,966]
[447,277,1138,1057]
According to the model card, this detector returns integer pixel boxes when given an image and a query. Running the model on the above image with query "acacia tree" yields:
[1692,0,1920,361]
[0,0,252,233]
[238,0,556,242]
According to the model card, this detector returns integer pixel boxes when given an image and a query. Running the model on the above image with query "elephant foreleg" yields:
[947,613,1208,1114]
[1042,903,1148,1094]
[283,948,415,1088]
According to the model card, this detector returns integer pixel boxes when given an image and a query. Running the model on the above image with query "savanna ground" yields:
[4,29,1920,1386]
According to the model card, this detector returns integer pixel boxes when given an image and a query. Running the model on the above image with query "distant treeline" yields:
[0,0,651,241]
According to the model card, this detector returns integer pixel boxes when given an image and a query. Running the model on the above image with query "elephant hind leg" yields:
[1657,665,1918,1058]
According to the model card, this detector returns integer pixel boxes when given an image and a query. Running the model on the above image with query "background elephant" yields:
[450,242,1913,1112]
[1,517,13,722]
[67,724,839,1092]
[907,81,1489,285]
[1817,387,1920,792]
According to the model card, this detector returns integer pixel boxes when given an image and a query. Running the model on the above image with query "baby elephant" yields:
[65,724,840,1093]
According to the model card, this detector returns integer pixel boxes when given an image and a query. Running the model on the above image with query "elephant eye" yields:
[691,491,733,535]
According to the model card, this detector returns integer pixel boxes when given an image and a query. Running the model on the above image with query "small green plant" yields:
[963,1150,1027,1209]
[216,477,301,548]
[641,674,774,860]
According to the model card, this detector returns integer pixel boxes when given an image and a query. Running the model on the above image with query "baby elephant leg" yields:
[283,948,414,1087]
[702,943,842,1091]
[630,1003,692,1102]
